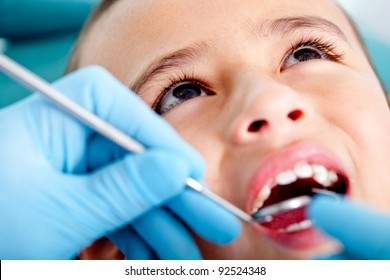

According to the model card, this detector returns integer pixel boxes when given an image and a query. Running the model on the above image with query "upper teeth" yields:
[275,170,297,185]
[276,163,338,186]
[251,162,339,213]
[294,163,313,178]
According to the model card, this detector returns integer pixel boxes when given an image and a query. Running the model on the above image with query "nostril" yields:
[288,109,304,121]
[248,120,268,132]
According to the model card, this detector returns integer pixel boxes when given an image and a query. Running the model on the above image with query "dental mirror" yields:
[252,188,341,224]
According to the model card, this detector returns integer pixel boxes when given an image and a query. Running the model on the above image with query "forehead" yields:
[97,0,348,43]
[110,0,343,25]
[80,0,357,81]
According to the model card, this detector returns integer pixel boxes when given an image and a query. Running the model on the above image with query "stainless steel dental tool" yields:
[252,189,339,223]
[252,196,312,223]
[0,54,331,225]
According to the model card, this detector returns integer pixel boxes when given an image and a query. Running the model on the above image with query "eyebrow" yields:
[131,16,346,93]
[131,42,209,93]
[260,16,347,40]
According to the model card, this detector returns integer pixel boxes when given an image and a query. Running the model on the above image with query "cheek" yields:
[322,74,390,149]
[308,66,390,206]
[164,102,220,150]
[163,100,227,190]
[288,63,390,146]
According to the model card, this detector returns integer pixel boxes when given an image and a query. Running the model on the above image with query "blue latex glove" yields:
[0,66,240,260]
[308,196,390,259]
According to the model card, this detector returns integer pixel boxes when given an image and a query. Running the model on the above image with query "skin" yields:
[76,0,390,259]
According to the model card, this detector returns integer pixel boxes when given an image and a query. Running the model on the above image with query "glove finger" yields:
[308,195,390,259]
[132,207,202,260]
[87,134,126,171]
[167,187,241,245]
[66,150,190,243]
[108,227,156,260]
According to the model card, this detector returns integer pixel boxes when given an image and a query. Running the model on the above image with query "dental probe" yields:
[0,54,255,224]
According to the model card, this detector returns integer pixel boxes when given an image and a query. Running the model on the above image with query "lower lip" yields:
[256,225,330,250]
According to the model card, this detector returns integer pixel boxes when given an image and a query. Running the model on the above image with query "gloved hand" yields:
[308,196,390,259]
[0,66,240,260]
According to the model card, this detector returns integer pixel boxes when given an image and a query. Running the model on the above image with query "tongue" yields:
[260,206,307,230]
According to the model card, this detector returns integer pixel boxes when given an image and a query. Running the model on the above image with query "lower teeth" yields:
[277,219,313,233]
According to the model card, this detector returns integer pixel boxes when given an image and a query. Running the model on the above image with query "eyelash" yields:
[154,37,344,114]
[282,36,344,68]
[152,72,214,114]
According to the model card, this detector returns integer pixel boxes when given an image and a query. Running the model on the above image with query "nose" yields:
[230,80,311,145]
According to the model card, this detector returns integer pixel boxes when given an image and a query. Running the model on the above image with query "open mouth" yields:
[251,162,348,233]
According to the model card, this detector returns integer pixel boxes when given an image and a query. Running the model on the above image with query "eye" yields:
[282,39,342,70]
[154,81,211,114]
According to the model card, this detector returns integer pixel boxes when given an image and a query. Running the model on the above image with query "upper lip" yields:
[247,142,350,214]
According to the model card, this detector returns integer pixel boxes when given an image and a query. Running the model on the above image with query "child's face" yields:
[78,0,390,259]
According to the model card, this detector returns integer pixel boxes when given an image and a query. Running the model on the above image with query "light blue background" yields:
[0,0,99,108]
